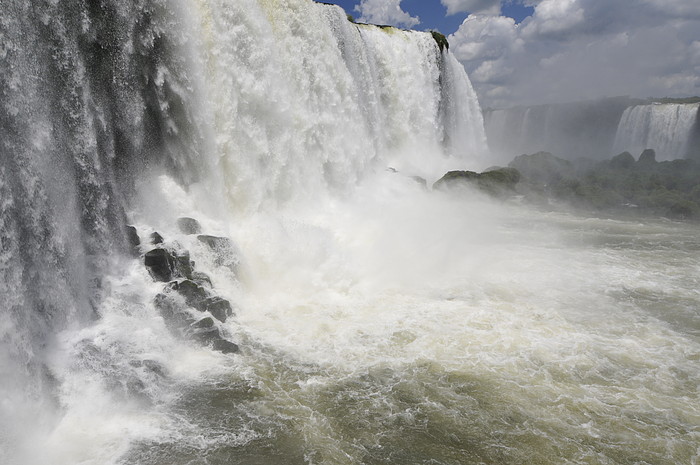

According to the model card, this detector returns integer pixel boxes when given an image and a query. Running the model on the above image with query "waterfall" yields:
[483,97,637,162]
[1,0,487,462]
[613,103,700,160]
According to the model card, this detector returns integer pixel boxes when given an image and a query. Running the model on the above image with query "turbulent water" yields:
[2,1,699,464]
[613,103,700,161]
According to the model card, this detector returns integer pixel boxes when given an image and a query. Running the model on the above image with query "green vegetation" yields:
[508,150,700,220]
[430,31,449,52]
[433,167,520,197]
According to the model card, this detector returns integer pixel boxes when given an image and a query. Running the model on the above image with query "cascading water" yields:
[484,97,636,162]
[2,1,699,465]
[613,103,700,161]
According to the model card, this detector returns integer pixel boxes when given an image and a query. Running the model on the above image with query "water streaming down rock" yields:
[613,102,700,161]
[1,0,487,462]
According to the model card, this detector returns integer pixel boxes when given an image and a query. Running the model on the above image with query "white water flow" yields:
[613,103,700,160]
[1,1,699,465]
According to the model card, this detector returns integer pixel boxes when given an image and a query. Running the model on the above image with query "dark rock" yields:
[126,226,140,256]
[433,168,520,197]
[150,231,164,244]
[201,297,234,323]
[638,149,657,166]
[610,151,635,169]
[432,170,479,190]
[170,279,208,307]
[197,234,232,250]
[197,235,240,272]
[177,217,202,235]
[430,30,449,52]
[145,249,176,282]
[212,339,239,354]
[479,167,521,186]
[192,271,213,288]
[174,250,195,279]
[155,289,240,355]
[193,316,216,329]
[191,326,222,344]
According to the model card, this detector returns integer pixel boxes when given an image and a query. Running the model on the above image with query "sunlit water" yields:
[36,179,700,465]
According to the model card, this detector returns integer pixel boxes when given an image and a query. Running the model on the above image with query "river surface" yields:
[39,186,700,465]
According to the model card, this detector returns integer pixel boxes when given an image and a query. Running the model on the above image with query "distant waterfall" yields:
[613,103,700,160]
[484,97,633,162]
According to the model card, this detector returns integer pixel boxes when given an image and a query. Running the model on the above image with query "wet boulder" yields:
[610,151,635,169]
[197,235,241,272]
[126,225,141,257]
[478,167,521,196]
[637,149,657,167]
[174,250,195,280]
[432,170,480,190]
[169,279,208,307]
[145,248,177,282]
[145,248,194,282]
[192,271,213,288]
[201,296,234,323]
[433,168,520,197]
[189,319,239,354]
[212,339,239,354]
[177,217,202,235]
[150,231,164,244]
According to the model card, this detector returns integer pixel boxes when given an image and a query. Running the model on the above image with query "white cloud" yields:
[354,0,420,28]
[440,0,501,16]
[520,0,585,38]
[449,0,700,108]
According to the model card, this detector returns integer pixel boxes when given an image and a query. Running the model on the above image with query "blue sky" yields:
[323,0,533,34]
[320,0,700,108]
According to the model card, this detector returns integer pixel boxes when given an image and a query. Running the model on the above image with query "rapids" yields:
[1,0,698,464]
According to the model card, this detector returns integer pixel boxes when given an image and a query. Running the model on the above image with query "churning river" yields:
[36,185,700,465]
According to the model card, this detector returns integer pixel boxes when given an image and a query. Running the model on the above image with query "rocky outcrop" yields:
[638,149,657,167]
[507,150,700,219]
[433,167,520,197]
[150,231,164,244]
[609,152,635,169]
[177,217,202,235]
[135,219,240,354]
[197,235,241,272]
[126,226,141,257]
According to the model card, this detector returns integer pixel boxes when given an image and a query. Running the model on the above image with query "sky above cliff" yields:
[322,0,700,109]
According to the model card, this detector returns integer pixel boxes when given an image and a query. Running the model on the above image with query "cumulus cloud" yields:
[440,0,501,16]
[354,0,420,28]
[449,0,700,108]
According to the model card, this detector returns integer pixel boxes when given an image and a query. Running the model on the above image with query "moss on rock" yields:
[430,31,449,52]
